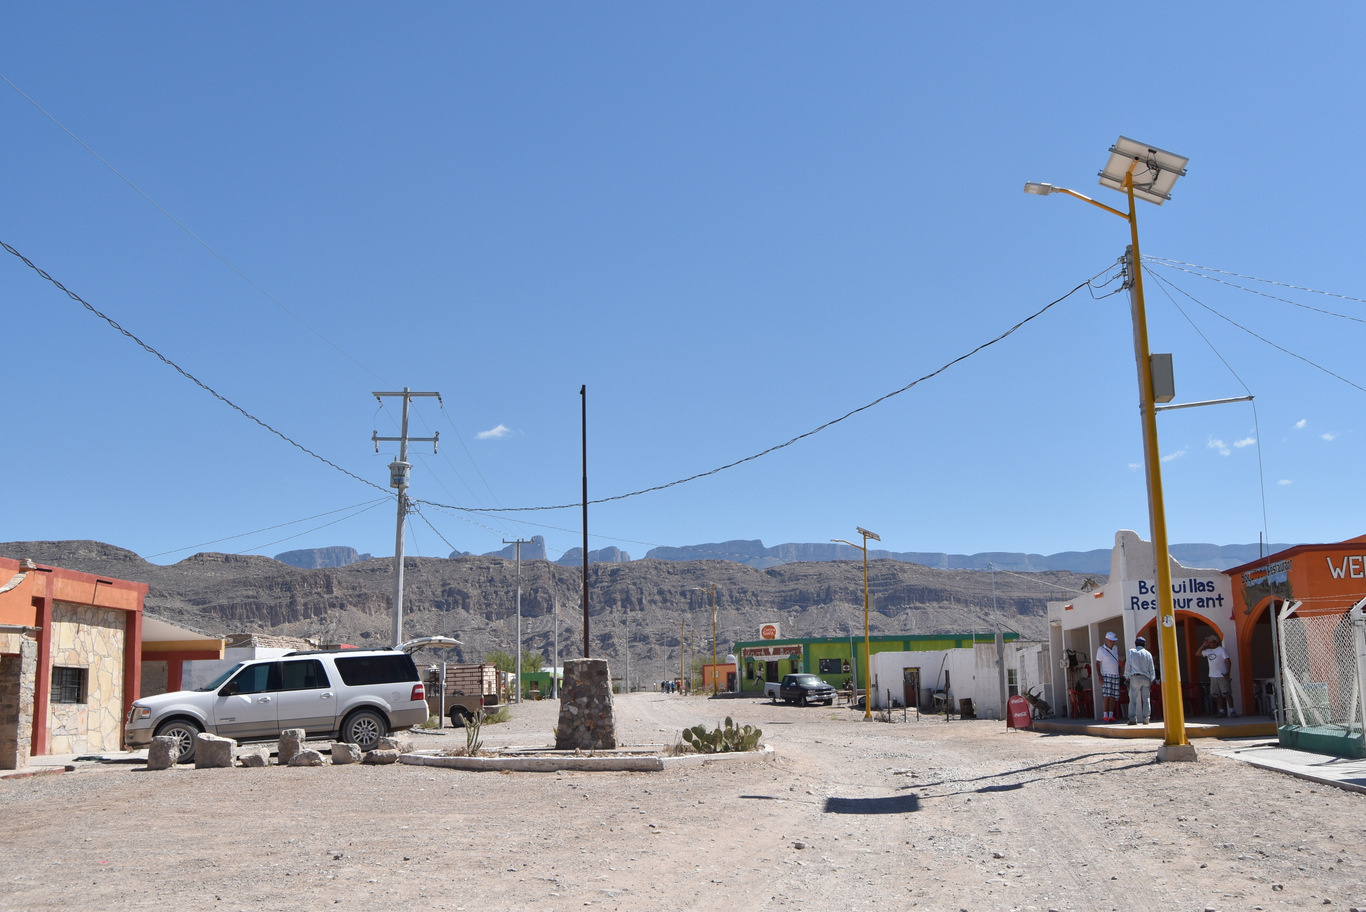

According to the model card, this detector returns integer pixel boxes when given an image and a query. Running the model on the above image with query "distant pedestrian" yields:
[1125,636,1157,725]
[1096,631,1123,722]
[1201,635,1235,717]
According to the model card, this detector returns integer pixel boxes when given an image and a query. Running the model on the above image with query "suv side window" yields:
[334,654,419,686]
[280,658,330,691]
[226,662,281,695]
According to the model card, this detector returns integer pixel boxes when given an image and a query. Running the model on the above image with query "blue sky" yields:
[4,4,1365,565]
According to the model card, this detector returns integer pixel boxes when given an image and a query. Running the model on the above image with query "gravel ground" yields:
[2,692,1365,911]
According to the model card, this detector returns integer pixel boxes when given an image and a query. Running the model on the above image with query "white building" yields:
[1046,530,1237,719]
[868,639,1050,720]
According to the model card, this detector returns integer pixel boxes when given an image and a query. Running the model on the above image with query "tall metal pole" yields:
[679,619,685,692]
[372,388,440,648]
[1124,221,1189,756]
[553,597,560,699]
[505,539,530,703]
[861,533,872,721]
[581,385,590,658]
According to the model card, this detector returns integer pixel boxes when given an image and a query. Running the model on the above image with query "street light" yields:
[833,526,879,720]
[1024,136,1196,762]
[692,585,719,695]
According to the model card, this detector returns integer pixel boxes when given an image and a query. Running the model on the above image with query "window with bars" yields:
[51,666,88,704]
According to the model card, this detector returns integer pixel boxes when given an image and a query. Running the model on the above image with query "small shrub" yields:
[680,716,762,754]
[419,714,440,730]
[481,707,512,725]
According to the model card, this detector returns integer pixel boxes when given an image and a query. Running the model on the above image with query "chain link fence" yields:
[1277,599,1366,734]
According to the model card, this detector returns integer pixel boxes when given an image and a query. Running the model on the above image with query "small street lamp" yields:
[833,527,880,720]
[1024,136,1195,761]
[693,584,719,695]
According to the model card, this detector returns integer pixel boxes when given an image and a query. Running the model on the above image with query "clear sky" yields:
[5,4,1365,565]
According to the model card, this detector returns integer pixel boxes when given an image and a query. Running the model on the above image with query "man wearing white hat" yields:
[1095,631,1124,722]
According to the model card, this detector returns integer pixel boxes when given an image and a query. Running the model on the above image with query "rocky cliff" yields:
[1,540,1091,675]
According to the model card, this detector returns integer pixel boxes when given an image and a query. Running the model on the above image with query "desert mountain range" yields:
[2,539,1111,675]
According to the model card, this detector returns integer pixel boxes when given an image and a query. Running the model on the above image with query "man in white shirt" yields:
[1201,635,1235,717]
[1095,631,1123,722]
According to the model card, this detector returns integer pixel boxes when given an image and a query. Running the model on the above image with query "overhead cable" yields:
[419,267,1119,516]
[0,72,387,382]
[2,239,391,494]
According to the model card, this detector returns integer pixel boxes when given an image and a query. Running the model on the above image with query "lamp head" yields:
[1023,182,1056,195]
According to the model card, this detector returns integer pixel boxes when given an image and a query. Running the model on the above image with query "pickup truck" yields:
[778,673,837,706]
[446,692,486,727]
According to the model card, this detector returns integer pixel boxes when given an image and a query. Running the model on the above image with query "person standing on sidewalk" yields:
[1125,636,1157,725]
[1095,631,1123,722]
[1201,635,1236,717]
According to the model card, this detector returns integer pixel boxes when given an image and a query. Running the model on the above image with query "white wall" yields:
[869,641,1048,719]
[1047,530,1239,716]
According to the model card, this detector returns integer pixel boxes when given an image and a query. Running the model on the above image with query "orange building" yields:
[1225,534,1366,717]
[0,555,222,768]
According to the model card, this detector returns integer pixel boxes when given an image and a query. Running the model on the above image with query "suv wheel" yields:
[154,718,202,764]
[342,709,388,751]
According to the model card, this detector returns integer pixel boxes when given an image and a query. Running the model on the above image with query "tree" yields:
[485,648,545,674]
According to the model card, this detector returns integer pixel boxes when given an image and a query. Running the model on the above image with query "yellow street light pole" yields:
[833,527,880,720]
[1024,137,1196,761]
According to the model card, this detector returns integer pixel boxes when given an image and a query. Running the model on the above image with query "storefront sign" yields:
[742,644,802,661]
[1127,577,1228,613]
[760,623,780,640]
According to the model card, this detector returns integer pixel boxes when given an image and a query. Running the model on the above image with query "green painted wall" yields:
[735,633,1017,693]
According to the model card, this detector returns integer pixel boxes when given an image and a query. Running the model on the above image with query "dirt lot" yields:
[3,693,1365,911]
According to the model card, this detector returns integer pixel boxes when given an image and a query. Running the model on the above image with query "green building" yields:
[734,632,1019,694]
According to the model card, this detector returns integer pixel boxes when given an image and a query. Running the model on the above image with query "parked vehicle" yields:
[124,648,429,763]
[779,673,837,706]
[446,693,486,727]
[761,680,783,702]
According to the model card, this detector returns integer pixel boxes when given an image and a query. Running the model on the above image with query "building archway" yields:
[1136,609,1225,718]
[1238,596,1280,716]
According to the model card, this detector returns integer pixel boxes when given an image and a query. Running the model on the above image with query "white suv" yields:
[125,649,429,763]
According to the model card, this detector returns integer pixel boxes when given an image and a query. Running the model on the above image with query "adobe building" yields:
[1224,534,1366,718]
[0,555,222,769]
[1047,530,1235,719]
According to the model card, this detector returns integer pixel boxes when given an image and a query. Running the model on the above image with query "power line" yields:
[2,238,390,493]
[0,71,387,382]
[1144,266,1366,395]
[418,268,1117,515]
[146,498,391,559]
[1144,256,1366,325]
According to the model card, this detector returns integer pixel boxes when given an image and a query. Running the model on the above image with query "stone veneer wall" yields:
[0,635,38,770]
[47,603,127,754]
[555,658,618,750]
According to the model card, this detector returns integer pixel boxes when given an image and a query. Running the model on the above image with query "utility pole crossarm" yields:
[370,387,442,648]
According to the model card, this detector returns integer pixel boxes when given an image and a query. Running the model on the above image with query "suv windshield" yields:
[197,663,246,692]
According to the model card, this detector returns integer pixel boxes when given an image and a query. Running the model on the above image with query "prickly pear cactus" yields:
[680,716,762,754]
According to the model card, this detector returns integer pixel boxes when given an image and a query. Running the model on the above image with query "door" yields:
[213,662,281,738]
[903,667,921,709]
[275,658,337,735]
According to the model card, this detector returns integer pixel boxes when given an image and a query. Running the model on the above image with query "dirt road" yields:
[2,693,1363,911]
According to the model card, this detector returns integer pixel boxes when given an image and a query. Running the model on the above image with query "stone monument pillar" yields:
[555,658,617,750]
